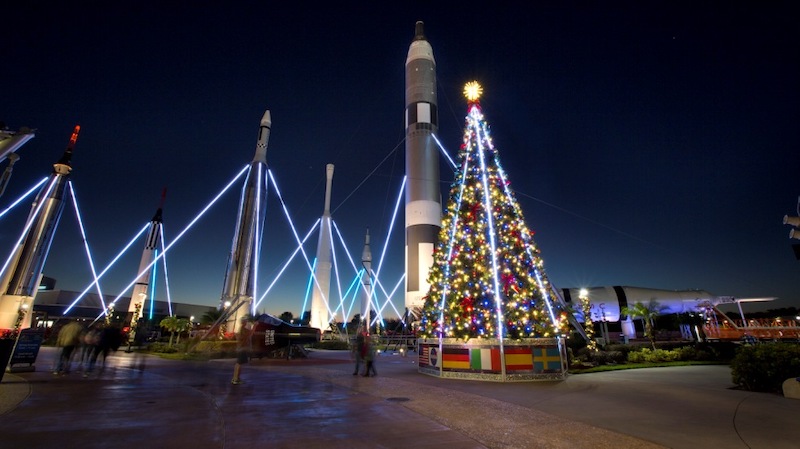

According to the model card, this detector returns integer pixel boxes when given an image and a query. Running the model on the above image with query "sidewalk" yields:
[2,347,798,448]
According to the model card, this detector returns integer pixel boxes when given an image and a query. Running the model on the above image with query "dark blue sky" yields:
[2,2,798,318]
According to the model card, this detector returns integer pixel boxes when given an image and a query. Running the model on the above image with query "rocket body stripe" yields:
[310,164,334,331]
[221,111,271,330]
[405,22,441,312]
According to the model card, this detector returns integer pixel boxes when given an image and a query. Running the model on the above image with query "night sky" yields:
[2,2,798,318]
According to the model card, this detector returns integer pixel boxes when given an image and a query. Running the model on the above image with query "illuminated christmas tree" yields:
[419,82,568,341]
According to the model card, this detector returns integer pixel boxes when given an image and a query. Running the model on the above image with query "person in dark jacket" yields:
[84,324,122,377]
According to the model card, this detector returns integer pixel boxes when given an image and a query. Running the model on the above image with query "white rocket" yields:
[127,190,165,328]
[0,126,78,330]
[562,286,718,339]
[404,21,441,315]
[309,164,334,331]
[220,111,270,332]
[361,229,373,331]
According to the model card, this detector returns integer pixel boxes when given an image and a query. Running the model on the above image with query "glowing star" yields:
[464,81,483,102]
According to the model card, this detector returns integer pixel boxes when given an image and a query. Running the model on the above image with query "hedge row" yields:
[730,342,800,393]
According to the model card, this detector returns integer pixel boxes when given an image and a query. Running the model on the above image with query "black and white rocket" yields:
[404,21,441,314]
[310,164,334,331]
[220,110,270,332]
[0,126,79,330]
[126,190,165,329]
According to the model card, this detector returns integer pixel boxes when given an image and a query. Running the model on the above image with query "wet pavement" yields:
[1,347,799,449]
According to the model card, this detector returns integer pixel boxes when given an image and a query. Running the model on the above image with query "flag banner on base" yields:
[419,344,441,368]
[442,347,470,370]
[532,346,562,372]
[469,347,501,372]
[504,346,533,372]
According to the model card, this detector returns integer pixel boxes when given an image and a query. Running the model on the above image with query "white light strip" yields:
[93,165,249,322]
[159,224,174,317]
[437,136,471,336]
[472,105,504,340]
[0,176,58,281]
[433,133,458,170]
[0,177,48,220]
[67,182,106,311]
[254,220,319,310]
[267,170,335,318]
[64,223,149,315]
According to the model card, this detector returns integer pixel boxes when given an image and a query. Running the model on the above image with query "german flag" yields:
[442,347,470,370]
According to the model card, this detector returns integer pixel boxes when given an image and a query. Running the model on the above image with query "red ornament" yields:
[501,272,517,295]
[470,202,482,217]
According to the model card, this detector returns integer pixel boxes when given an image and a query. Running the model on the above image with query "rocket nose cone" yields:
[261,110,272,128]
[414,21,425,41]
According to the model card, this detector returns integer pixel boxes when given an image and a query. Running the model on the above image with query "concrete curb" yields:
[0,373,31,415]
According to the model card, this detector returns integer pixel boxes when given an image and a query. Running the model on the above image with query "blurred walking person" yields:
[352,331,365,375]
[84,324,122,377]
[231,318,253,385]
[362,334,377,377]
[54,321,83,375]
[78,325,100,372]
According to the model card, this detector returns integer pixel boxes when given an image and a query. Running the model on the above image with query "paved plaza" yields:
[1,347,799,448]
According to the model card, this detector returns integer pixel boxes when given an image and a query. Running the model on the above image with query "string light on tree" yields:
[579,289,597,351]
[419,81,568,341]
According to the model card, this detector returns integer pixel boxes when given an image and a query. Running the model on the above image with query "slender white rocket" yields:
[220,110,270,332]
[361,228,373,328]
[127,190,165,326]
[310,164,334,331]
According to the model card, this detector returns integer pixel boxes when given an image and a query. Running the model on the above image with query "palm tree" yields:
[159,316,179,346]
[201,309,223,325]
[174,318,192,345]
[621,301,664,349]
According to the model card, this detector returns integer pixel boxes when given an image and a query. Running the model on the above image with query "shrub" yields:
[312,340,350,350]
[604,344,635,357]
[566,334,588,354]
[146,342,178,353]
[730,342,800,393]
[697,341,738,362]
[675,346,700,361]
[591,350,626,365]
[627,347,679,363]
[192,340,236,357]
[574,346,592,362]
